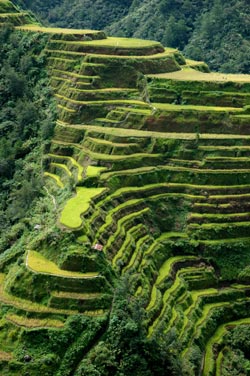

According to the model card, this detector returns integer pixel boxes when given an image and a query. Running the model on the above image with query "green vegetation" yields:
[27,250,99,278]
[60,187,106,228]
[15,0,250,73]
[1,2,250,375]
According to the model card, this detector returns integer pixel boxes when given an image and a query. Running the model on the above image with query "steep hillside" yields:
[13,0,250,73]
[1,1,250,375]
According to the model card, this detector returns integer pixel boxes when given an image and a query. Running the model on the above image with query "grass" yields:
[153,102,243,113]
[44,172,64,188]
[51,162,72,176]
[53,140,160,162]
[51,68,101,80]
[27,250,99,278]
[51,291,101,300]
[60,187,106,229]
[149,69,250,82]
[56,121,250,140]
[16,25,102,35]
[75,37,163,48]
[84,47,179,60]
[146,286,160,312]
[6,313,64,329]
[48,154,84,181]
[55,93,149,107]
[86,166,107,177]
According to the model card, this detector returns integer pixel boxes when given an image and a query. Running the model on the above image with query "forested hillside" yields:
[13,0,250,73]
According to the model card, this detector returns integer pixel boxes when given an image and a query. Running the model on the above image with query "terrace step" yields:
[49,291,110,312]
[203,317,250,376]
[188,221,250,240]
[112,224,146,267]
[47,153,84,181]
[26,251,99,279]
[44,172,64,188]
[148,265,215,336]
[102,208,150,259]
[5,313,65,329]
[0,274,77,316]
[188,212,250,224]
[49,37,165,56]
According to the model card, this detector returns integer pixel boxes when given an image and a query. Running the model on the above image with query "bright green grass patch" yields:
[149,69,250,83]
[77,37,162,48]
[77,234,89,243]
[153,102,242,113]
[189,212,250,221]
[200,237,250,245]
[146,285,160,312]
[44,172,64,188]
[16,25,102,35]
[57,121,250,140]
[203,317,250,376]
[60,187,105,229]
[86,166,107,177]
[27,250,98,278]
[6,313,64,329]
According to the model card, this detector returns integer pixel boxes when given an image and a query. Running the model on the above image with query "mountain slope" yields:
[1,1,250,375]
[13,0,250,73]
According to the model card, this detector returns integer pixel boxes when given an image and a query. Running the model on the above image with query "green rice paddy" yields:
[60,187,106,228]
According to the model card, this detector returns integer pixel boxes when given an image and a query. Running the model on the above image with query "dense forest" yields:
[14,0,250,73]
[0,25,56,255]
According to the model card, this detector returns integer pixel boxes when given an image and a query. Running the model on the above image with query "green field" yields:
[60,187,106,228]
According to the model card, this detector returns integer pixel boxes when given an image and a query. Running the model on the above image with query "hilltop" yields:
[1,1,250,375]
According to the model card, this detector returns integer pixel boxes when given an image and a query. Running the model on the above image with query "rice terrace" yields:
[1,0,250,375]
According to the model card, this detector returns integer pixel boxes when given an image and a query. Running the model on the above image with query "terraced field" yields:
[1,2,250,374]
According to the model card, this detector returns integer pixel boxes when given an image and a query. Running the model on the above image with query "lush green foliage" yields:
[0,26,56,253]
[1,2,250,374]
